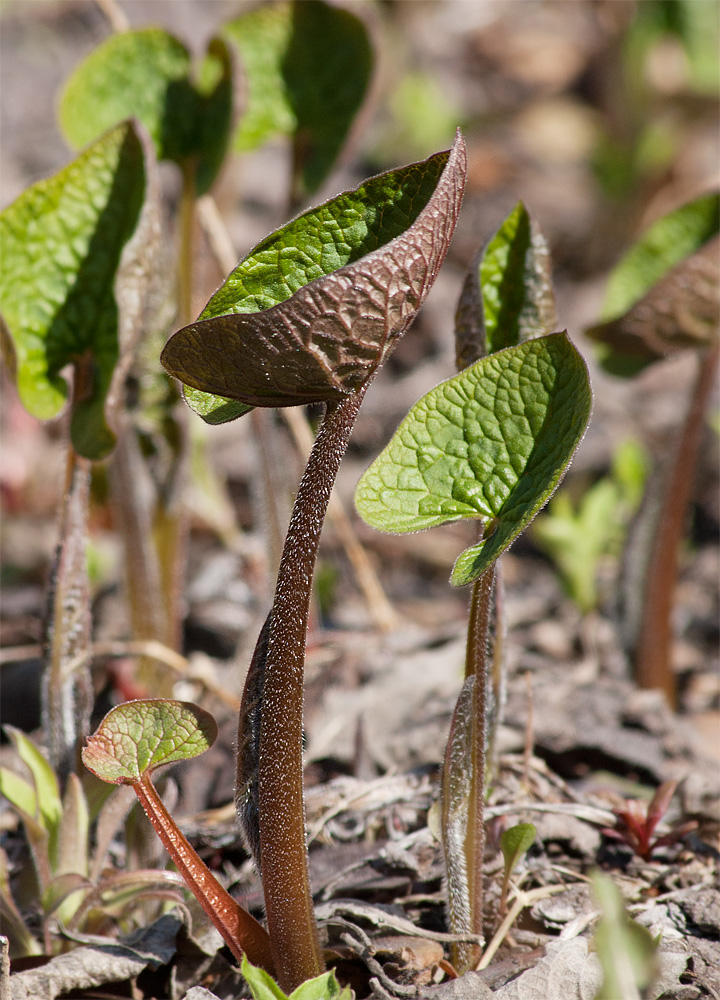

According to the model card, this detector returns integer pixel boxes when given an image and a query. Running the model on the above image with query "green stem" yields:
[634,339,720,707]
[257,391,366,991]
[133,773,274,972]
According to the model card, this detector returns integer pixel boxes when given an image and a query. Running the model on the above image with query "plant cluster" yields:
[1,1,715,996]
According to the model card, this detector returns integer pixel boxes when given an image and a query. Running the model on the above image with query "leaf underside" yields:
[82,700,218,785]
[162,130,467,422]
[0,122,146,459]
[355,332,592,586]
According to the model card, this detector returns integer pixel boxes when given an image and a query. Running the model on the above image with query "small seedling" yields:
[356,202,592,972]
[587,190,719,706]
[82,699,274,971]
[241,955,352,1000]
[499,822,536,915]
[601,780,697,862]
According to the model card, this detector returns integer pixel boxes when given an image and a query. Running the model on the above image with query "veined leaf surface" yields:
[0,122,147,459]
[162,130,467,422]
[355,332,591,586]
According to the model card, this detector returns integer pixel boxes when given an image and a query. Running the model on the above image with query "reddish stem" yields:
[133,773,274,973]
[634,340,720,706]
[258,392,366,990]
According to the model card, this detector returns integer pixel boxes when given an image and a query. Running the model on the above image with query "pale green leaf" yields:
[4,728,62,840]
[500,822,536,880]
[592,872,659,1000]
[82,700,218,785]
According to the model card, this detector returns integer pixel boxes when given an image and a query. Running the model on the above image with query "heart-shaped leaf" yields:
[0,121,147,459]
[224,0,373,197]
[161,130,467,422]
[82,700,218,786]
[355,332,591,586]
[59,28,235,195]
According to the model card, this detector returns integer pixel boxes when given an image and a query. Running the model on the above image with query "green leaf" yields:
[162,131,467,422]
[4,729,62,841]
[0,121,147,458]
[82,700,218,786]
[592,872,659,1000]
[241,955,351,1000]
[356,332,592,586]
[500,822,536,881]
[0,768,38,820]
[601,191,719,321]
[224,3,295,152]
[224,0,373,197]
[479,201,556,354]
[59,28,234,195]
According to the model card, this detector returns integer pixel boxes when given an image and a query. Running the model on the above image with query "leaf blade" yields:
[82,700,218,786]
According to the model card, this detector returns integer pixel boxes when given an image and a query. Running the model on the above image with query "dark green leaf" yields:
[82,700,218,786]
[0,122,147,458]
[355,332,592,586]
[162,131,467,421]
[59,28,235,195]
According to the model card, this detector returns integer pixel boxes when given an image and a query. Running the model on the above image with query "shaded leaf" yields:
[588,235,719,376]
[82,700,218,786]
[59,28,235,195]
[162,131,467,422]
[356,332,591,586]
[224,0,373,197]
[0,122,147,458]
[0,847,42,958]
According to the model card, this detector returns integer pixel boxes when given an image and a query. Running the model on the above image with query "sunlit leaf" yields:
[59,28,235,195]
[241,954,352,1000]
[82,700,218,786]
[224,0,373,197]
[0,122,147,458]
[356,332,591,585]
[162,131,467,422]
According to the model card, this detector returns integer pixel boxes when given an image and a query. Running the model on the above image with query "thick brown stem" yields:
[134,774,274,972]
[634,340,719,707]
[257,392,366,990]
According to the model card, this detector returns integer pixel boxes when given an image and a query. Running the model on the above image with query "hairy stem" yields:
[634,339,720,707]
[133,773,274,972]
[256,391,366,990]
[464,564,494,969]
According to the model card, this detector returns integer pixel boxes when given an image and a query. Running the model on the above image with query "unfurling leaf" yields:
[59,28,235,195]
[456,201,555,369]
[161,130,467,422]
[355,332,592,585]
[0,122,147,459]
[82,700,218,786]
